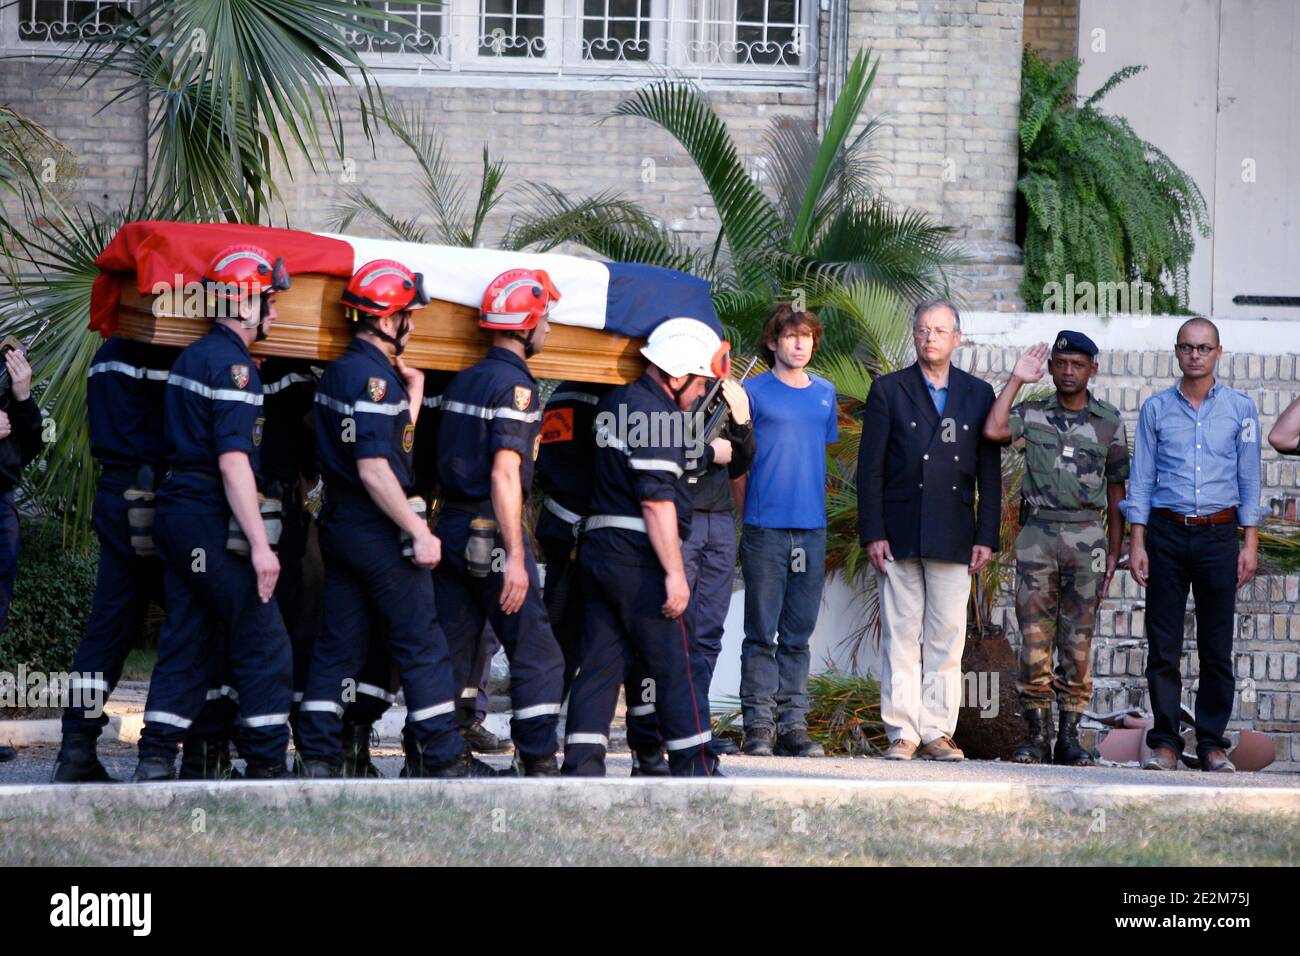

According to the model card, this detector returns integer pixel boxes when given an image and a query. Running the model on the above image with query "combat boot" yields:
[132,756,176,782]
[1011,707,1053,764]
[463,719,512,754]
[630,746,671,776]
[244,761,291,779]
[341,721,383,778]
[1053,711,1094,766]
[179,737,239,780]
[51,733,115,783]
[297,759,339,779]
[418,751,504,778]
[514,752,561,777]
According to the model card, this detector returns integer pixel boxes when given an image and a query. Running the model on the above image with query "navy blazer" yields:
[857,362,1001,563]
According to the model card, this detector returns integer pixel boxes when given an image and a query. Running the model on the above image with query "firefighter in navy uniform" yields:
[536,381,670,775]
[132,245,295,781]
[414,368,511,755]
[434,268,566,777]
[51,337,176,782]
[562,318,726,777]
[297,259,482,778]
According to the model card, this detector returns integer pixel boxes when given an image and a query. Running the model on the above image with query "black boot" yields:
[463,719,512,754]
[0,745,16,763]
[51,733,115,783]
[629,747,671,777]
[244,761,291,779]
[514,752,560,777]
[132,756,176,782]
[296,758,339,779]
[179,738,239,780]
[341,722,383,778]
[1053,711,1094,766]
[1011,707,1053,764]
[741,727,773,756]
[417,750,504,778]
[773,728,826,758]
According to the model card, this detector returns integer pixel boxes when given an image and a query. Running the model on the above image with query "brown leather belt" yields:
[1151,506,1237,527]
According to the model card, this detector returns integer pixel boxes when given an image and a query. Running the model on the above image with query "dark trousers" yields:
[456,624,500,726]
[739,525,827,734]
[297,505,461,768]
[0,490,18,638]
[63,478,163,736]
[681,509,736,686]
[434,510,564,759]
[1144,518,1238,755]
[139,507,293,768]
[539,515,660,753]
[562,536,713,777]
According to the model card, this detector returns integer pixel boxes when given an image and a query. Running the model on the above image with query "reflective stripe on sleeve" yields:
[168,374,263,405]
[89,361,169,381]
[440,399,541,423]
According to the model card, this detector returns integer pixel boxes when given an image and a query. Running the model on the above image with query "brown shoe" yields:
[1142,746,1179,771]
[918,736,965,762]
[881,739,918,761]
[1200,749,1236,774]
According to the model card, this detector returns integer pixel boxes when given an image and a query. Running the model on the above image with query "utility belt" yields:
[1019,501,1104,525]
[583,514,648,535]
[157,466,284,558]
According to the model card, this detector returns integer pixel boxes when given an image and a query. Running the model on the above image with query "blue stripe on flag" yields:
[604,262,721,338]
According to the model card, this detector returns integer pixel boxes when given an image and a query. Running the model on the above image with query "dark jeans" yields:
[0,491,18,638]
[1144,518,1238,755]
[739,525,826,734]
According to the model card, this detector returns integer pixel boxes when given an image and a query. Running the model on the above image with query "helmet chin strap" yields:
[667,372,698,405]
[364,314,411,355]
[507,329,538,358]
[253,295,272,342]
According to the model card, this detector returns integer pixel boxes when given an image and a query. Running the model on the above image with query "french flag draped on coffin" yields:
[92,222,720,384]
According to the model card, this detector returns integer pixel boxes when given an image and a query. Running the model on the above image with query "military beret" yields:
[1052,330,1099,358]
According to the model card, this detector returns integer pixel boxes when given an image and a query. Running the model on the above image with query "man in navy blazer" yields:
[857,298,1000,761]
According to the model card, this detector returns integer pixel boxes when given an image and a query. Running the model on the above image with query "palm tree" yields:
[505,49,965,350]
[0,1,402,546]
[325,105,510,249]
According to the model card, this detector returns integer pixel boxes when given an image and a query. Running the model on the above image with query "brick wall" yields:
[1023,0,1080,61]
[2,2,1030,311]
[958,342,1300,772]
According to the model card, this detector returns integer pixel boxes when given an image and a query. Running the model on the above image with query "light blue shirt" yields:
[925,379,948,416]
[1122,380,1261,527]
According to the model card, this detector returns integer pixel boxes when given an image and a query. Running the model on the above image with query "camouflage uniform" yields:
[1010,392,1129,714]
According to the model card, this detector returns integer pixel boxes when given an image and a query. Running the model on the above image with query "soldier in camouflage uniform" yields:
[983,330,1129,765]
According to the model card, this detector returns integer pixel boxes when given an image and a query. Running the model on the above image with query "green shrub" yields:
[1,515,98,673]
[1017,47,1210,313]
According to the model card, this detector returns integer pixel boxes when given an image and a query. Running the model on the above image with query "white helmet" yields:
[640,317,728,379]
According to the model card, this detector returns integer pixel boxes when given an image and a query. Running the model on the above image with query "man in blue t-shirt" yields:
[738,304,839,757]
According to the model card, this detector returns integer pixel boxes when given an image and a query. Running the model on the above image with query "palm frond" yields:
[325,189,430,243]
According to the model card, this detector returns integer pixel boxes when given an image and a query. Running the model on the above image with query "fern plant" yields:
[1017,47,1210,314]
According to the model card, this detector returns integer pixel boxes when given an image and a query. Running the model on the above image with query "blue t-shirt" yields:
[743,370,838,529]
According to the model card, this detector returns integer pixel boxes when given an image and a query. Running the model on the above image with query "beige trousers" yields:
[876,558,970,746]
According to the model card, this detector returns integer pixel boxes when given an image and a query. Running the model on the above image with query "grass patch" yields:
[1,794,1295,866]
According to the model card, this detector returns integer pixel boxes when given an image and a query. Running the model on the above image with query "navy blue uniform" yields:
[0,347,43,639]
[297,337,461,770]
[139,324,293,770]
[536,382,661,753]
[561,371,713,776]
[434,347,564,759]
[62,338,174,737]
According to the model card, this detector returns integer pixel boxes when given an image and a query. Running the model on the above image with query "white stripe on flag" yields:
[314,233,612,332]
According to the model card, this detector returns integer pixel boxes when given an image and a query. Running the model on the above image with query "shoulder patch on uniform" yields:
[230,364,249,390]
[367,377,387,402]
[402,422,415,454]
[513,385,532,412]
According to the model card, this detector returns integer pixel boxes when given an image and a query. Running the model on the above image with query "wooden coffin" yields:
[113,273,648,385]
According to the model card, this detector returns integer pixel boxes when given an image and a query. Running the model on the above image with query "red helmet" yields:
[202,244,291,302]
[480,268,561,331]
[342,259,431,321]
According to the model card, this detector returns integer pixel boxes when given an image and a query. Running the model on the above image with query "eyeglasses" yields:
[914,327,954,341]
[1174,343,1218,356]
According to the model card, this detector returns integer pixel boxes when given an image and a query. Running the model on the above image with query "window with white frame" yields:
[14,0,133,43]
[2,0,815,79]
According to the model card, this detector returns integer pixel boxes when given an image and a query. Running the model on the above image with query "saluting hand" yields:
[1011,343,1049,384]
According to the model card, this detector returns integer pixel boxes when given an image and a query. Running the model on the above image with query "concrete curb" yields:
[2,777,1298,819]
